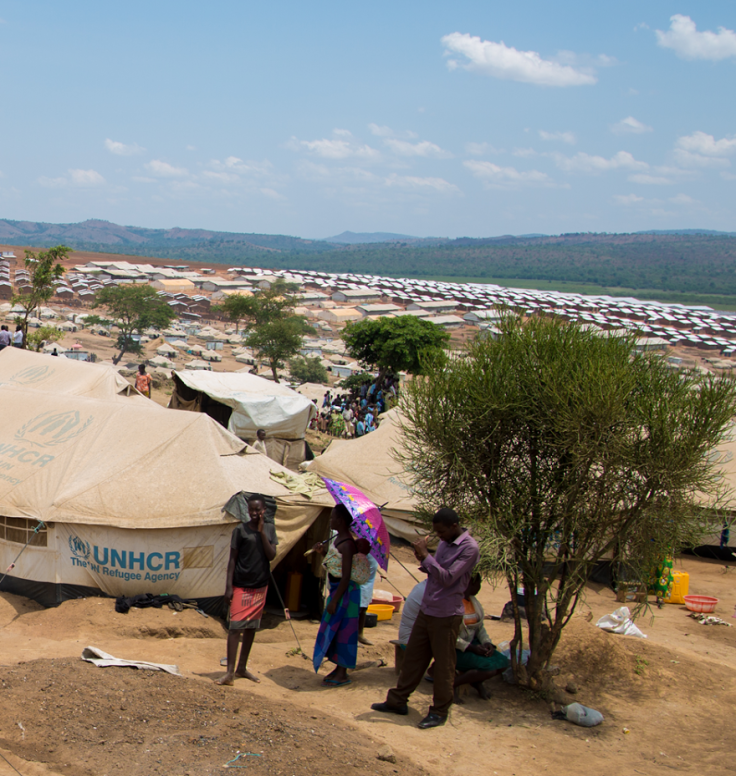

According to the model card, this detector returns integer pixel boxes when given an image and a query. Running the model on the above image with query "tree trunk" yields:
[270,361,280,383]
[113,349,125,365]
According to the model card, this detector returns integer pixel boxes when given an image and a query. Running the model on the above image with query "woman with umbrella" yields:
[311,504,370,686]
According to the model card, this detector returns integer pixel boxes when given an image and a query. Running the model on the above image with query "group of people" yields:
[217,499,507,730]
[0,325,23,350]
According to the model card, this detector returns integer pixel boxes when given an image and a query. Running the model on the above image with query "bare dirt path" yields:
[0,553,733,775]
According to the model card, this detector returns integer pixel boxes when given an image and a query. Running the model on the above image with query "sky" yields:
[1,1,735,239]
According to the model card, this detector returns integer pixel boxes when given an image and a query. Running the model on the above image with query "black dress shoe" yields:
[417,713,446,729]
[371,702,409,716]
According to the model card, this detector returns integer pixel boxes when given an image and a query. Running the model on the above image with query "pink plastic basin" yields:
[683,595,719,613]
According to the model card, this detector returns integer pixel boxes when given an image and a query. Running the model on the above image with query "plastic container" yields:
[366,603,395,621]
[371,594,403,614]
[364,612,378,628]
[664,571,689,605]
[683,595,719,613]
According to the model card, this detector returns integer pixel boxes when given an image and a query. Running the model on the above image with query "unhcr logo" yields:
[10,365,53,385]
[15,410,94,448]
[68,535,90,561]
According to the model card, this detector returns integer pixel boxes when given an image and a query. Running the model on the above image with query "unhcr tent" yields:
[0,383,332,610]
[305,409,422,541]
[169,370,317,466]
[0,347,141,401]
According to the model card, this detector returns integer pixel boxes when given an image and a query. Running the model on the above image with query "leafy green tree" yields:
[26,325,64,353]
[342,315,450,384]
[90,284,176,365]
[288,355,329,384]
[213,279,301,330]
[399,315,736,691]
[339,371,375,392]
[12,245,69,348]
[247,316,312,383]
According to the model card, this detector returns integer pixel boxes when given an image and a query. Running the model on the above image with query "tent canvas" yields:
[305,409,423,541]
[0,347,142,402]
[0,383,332,610]
[169,369,316,440]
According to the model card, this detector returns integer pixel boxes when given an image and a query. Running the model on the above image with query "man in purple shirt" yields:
[371,507,479,729]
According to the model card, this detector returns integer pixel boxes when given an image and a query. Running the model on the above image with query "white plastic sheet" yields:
[595,606,647,638]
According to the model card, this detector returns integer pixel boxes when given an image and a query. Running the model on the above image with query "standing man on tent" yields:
[217,493,278,686]
[135,364,153,398]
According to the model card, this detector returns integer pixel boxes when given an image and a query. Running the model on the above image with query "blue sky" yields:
[1,1,735,239]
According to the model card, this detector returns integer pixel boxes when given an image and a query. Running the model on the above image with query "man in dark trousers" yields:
[216,494,278,685]
[371,507,479,729]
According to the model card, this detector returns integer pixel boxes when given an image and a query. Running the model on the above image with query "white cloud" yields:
[383,138,451,158]
[368,124,394,137]
[37,176,68,189]
[612,116,652,135]
[512,147,537,158]
[673,149,730,168]
[628,173,672,185]
[465,141,499,156]
[554,150,648,173]
[288,132,380,161]
[538,130,576,144]
[260,188,285,200]
[669,193,695,204]
[464,160,553,188]
[441,32,597,87]
[676,130,736,156]
[656,14,736,61]
[145,159,189,177]
[38,169,105,188]
[69,169,105,186]
[104,138,144,156]
[613,194,644,205]
[384,174,460,194]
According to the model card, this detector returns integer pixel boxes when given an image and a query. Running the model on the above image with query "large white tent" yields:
[169,369,316,439]
[305,409,422,541]
[0,356,333,610]
[0,347,142,402]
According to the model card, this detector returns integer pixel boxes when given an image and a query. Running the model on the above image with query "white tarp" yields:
[171,370,316,439]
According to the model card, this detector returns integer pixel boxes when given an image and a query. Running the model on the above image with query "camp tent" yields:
[305,409,422,541]
[0,347,142,402]
[169,369,317,466]
[0,382,333,611]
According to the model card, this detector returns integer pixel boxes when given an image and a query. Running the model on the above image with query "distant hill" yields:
[0,218,333,260]
[324,231,429,244]
[4,218,736,299]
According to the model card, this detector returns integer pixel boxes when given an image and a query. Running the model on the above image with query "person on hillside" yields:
[453,575,509,700]
[357,538,379,646]
[355,415,366,437]
[135,364,152,398]
[371,508,479,729]
[342,404,354,438]
[311,505,370,687]
[216,494,278,686]
[0,325,10,351]
[12,325,23,349]
[253,428,268,456]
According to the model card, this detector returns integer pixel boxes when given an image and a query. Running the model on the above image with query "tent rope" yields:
[269,571,310,660]
[0,521,45,589]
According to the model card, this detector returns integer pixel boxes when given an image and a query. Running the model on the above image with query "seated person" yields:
[397,579,427,645]
[454,575,509,700]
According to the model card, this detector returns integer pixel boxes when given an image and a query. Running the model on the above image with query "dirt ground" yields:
[0,551,733,776]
